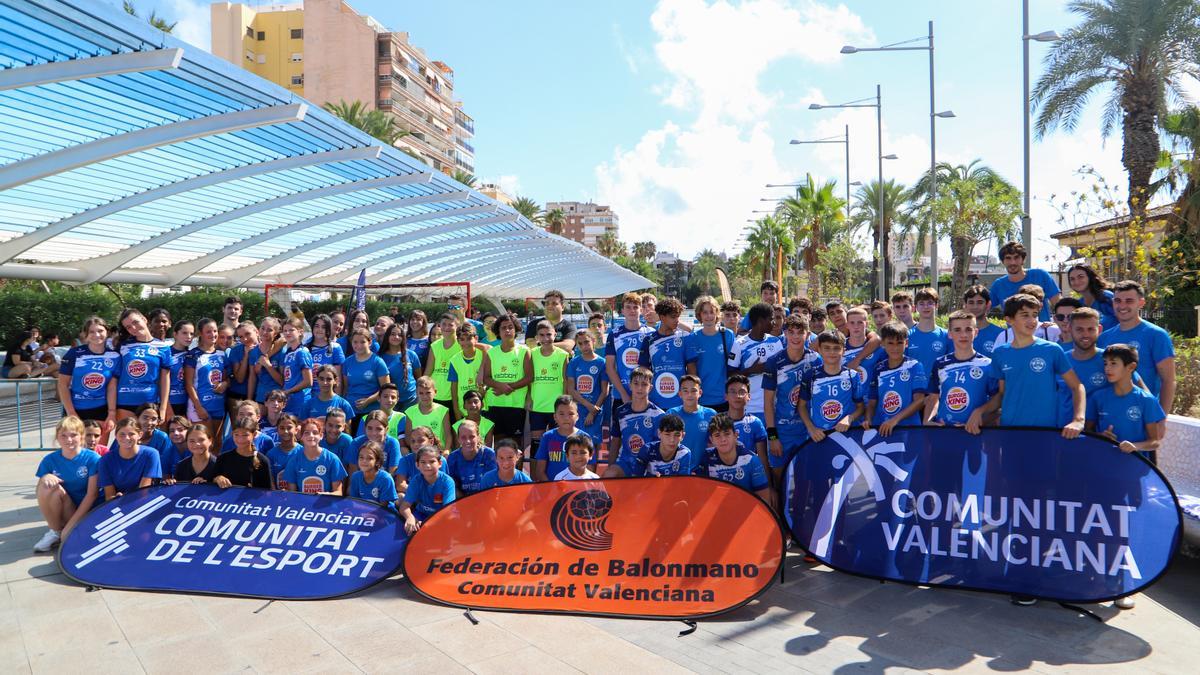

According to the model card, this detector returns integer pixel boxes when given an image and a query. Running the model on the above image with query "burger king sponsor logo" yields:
[82,372,105,390]
[656,373,679,397]
[208,370,223,386]
[946,386,969,412]
[882,391,902,415]
[821,400,843,421]
[576,374,595,395]
[127,359,147,378]
[621,348,640,369]
[628,434,646,452]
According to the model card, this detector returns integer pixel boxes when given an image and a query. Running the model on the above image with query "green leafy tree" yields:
[543,208,566,235]
[323,100,412,146]
[777,174,846,299]
[743,216,795,284]
[814,236,872,303]
[595,232,626,259]
[851,179,909,288]
[123,0,176,32]
[930,175,1023,302]
[631,241,658,263]
[1161,106,1200,237]
[613,256,661,289]
[1033,0,1200,220]
[452,170,477,187]
[687,249,722,300]
[511,197,542,224]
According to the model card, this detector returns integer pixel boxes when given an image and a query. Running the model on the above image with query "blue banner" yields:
[58,485,406,600]
[785,428,1181,602]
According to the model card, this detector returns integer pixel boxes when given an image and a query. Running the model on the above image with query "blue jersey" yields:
[480,469,533,490]
[226,343,250,397]
[159,443,188,478]
[990,268,1061,322]
[617,441,695,477]
[61,345,120,411]
[37,449,100,506]
[567,354,608,445]
[395,452,447,482]
[867,358,928,427]
[407,336,431,365]
[666,405,717,472]
[905,325,950,379]
[799,366,863,431]
[250,345,283,403]
[729,333,785,415]
[279,346,312,416]
[1085,290,1119,331]
[319,432,354,463]
[698,444,768,492]
[380,349,421,404]
[186,348,229,417]
[990,338,1073,427]
[1088,386,1166,445]
[606,324,653,402]
[403,471,456,520]
[143,428,172,462]
[97,446,162,494]
[350,470,399,506]
[266,445,298,488]
[337,335,380,356]
[612,401,665,462]
[115,341,169,406]
[341,354,389,414]
[283,449,347,494]
[731,413,768,454]
[536,426,587,478]
[974,322,1005,356]
[683,328,736,407]
[446,446,498,495]
[166,346,189,405]
[1097,320,1175,397]
[929,352,996,425]
[639,329,688,409]
[1055,350,1147,426]
[762,348,821,449]
[843,338,882,375]
[349,435,401,472]
[307,341,345,391]
[304,393,355,423]
[220,431,273,456]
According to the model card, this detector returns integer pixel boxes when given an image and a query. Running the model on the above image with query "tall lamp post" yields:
[789,124,853,218]
[841,21,955,290]
[810,87,896,297]
[1023,1,1060,257]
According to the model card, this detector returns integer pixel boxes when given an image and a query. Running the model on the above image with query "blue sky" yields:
[144,1,1141,266]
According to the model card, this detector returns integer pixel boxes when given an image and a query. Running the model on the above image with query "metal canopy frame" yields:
[0,0,652,297]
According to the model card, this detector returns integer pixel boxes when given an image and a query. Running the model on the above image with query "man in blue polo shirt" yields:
[1097,280,1176,414]
[989,241,1061,322]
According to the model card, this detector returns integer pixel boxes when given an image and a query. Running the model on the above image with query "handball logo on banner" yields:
[82,372,105,391]
[549,489,614,551]
[127,360,147,378]
[75,495,171,568]
[809,431,909,558]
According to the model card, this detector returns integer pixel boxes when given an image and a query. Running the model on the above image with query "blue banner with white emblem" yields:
[785,428,1181,602]
[58,485,406,600]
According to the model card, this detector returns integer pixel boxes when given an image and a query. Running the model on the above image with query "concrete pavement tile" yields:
[361,581,465,627]
[224,621,358,674]
[467,645,579,675]
[27,642,146,675]
[409,615,528,665]
[131,630,245,674]
[283,594,391,633]
[194,594,307,637]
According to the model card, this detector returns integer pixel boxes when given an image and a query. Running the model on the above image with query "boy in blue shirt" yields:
[533,395,585,482]
[762,315,818,484]
[728,303,784,424]
[566,330,609,451]
[697,414,771,504]
[925,310,998,432]
[906,287,950,376]
[608,413,694,477]
[798,331,864,442]
[666,374,717,473]
[1088,344,1166,460]
[976,294,1085,434]
[963,285,1005,356]
[1097,280,1176,412]
[639,297,688,410]
[610,367,665,466]
[605,292,653,426]
[684,296,737,412]
[864,321,928,436]
[724,374,768,469]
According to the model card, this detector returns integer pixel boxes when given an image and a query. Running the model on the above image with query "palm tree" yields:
[849,180,908,290]
[777,174,845,298]
[323,100,411,146]
[543,208,566,235]
[743,216,795,284]
[631,241,657,263]
[452,170,477,187]
[511,197,542,224]
[595,233,625,259]
[688,249,722,298]
[123,0,175,32]
[1161,106,1200,236]
[1033,0,1200,220]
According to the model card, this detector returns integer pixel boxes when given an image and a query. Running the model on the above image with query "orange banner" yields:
[404,477,783,619]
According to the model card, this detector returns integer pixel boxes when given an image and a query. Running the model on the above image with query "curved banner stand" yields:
[58,484,407,600]
[785,427,1182,603]
[404,476,784,619]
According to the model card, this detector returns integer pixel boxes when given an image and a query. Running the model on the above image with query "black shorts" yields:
[71,406,109,422]
[528,411,555,434]
[170,402,188,418]
[485,406,527,439]
[116,403,144,414]
[434,398,456,423]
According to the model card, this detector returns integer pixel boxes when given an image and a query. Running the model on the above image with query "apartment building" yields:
[544,201,620,247]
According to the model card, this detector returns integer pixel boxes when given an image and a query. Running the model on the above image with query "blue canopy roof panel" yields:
[0,0,651,298]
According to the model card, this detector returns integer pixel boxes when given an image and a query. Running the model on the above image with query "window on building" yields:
[245,26,253,38]
[291,53,302,62]
[244,50,254,62]
[378,98,394,108]
[377,41,390,57]
[291,75,304,86]
[256,31,265,41]
[290,28,303,39]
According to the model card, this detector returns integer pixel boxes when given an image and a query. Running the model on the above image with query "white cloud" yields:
[597,0,874,257]
[493,174,523,197]
[162,0,211,50]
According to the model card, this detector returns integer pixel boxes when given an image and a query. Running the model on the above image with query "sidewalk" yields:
[0,450,1196,674]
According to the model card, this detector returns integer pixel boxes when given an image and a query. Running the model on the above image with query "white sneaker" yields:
[33,529,60,553]
[1115,595,1136,610]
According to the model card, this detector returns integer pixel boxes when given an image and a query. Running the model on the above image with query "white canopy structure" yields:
[0,0,652,298]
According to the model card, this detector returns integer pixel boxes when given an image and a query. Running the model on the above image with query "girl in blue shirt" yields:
[135,404,173,466]
[340,328,391,430]
[1068,264,1118,330]
[57,316,119,425]
[378,323,421,410]
[350,410,402,474]
[99,417,163,500]
[266,414,301,488]
[479,439,533,490]
[166,320,194,418]
[160,416,192,481]
[306,314,346,393]
[337,309,376,355]
[273,318,314,418]
[305,365,357,422]
[407,310,432,365]
[399,445,457,533]
[349,440,400,509]
[248,317,283,405]
[114,308,172,422]
[33,416,101,553]
[185,318,231,440]
[283,419,347,495]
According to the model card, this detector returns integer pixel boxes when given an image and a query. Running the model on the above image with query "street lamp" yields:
[1023,0,1060,256]
[810,86,889,296]
[841,21,952,292]
[791,124,853,218]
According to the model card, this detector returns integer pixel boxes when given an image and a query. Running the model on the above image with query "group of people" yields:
[30,242,1174,607]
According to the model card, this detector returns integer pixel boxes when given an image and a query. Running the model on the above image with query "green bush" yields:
[1171,336,1200,416]
[0,286,121,346]
[129,290,266,329]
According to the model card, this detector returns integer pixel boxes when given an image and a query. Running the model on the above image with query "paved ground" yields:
[0,450,1197,674]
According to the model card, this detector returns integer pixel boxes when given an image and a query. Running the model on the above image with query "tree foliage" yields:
[323,100,411,146]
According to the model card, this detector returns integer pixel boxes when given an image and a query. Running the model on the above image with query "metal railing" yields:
[0,377,59,451]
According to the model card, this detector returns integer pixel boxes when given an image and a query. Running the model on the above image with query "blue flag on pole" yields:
[352,268,367,311]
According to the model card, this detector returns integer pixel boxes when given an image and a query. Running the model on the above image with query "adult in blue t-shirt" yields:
[989,241,1061,322]
[1096,282,1176,403]
[446,445,498,496]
